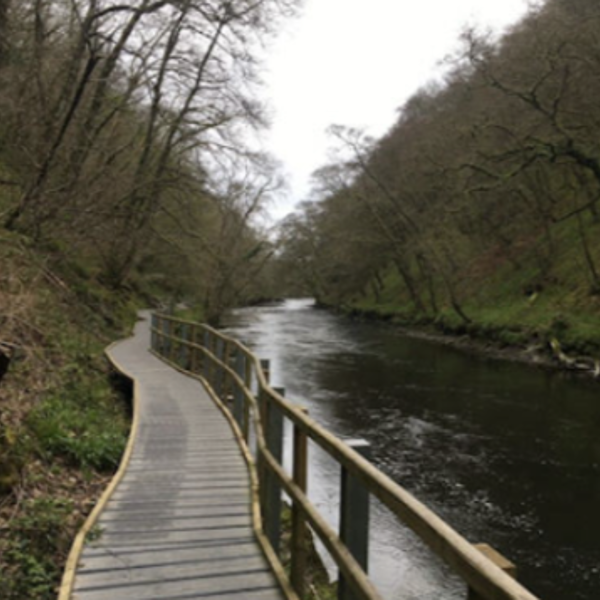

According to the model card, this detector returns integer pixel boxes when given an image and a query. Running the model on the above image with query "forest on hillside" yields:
[276,0,600,357]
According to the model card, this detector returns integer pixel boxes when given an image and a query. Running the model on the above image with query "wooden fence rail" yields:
[150,312,540,600]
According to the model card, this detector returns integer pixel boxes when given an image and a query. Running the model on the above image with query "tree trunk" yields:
[416,253,438,315]
[394,258,425,313]
[4,52,99,232]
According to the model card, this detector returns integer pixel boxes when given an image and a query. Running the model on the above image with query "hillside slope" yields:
[0,231,140,599]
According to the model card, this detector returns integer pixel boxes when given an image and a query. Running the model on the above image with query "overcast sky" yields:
[259,0,533,221]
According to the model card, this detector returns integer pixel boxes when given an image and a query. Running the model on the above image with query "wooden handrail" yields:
[150,312,540,600]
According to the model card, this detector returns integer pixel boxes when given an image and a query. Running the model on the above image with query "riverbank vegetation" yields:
[0,1,300,597]
[276,0,600,370]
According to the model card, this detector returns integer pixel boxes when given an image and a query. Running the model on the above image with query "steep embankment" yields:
[0,232,142,600]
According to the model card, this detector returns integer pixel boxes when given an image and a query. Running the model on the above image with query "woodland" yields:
[277,0,600,361]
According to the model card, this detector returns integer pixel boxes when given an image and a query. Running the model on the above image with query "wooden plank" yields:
[70,314,285,600]
[264,388,285,555]
[339,439,371,600]
[290,407,309,597]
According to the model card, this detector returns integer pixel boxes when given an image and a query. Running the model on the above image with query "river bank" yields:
[325,302,600,381]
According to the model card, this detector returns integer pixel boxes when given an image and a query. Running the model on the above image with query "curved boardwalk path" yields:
[72,313,284,600]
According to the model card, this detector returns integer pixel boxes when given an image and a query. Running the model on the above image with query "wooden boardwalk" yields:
[71,313,285,600]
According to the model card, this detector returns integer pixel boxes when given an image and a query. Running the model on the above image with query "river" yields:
[222,299,600,600]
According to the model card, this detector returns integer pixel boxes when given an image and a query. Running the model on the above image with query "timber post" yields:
[150,313,157,350]
[223,340,235,406]
[468,544,517,600]
[339,439,372,600]
[264,386,285,555]
[216,337,225,397]
[202,330,210,379]
[243,355,252,443]
[233,349,246,426]
[257,359,271,518]
[169,320,177,363]
[191,325,200,374]
[163,317,171,358]
[179,323,188,368]
[260,358,271,387]
[291,406,309,598]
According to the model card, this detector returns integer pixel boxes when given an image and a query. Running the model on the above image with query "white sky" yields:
[260,0,533,221]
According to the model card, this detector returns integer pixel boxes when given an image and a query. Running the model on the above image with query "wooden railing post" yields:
[150,313,157,351]
[190,325,199,374]
[468,544,517,600]
[202,330,210,380]
[223,340,233,401]
[163,317,171,358]
[233,349,246,426]
[264,387,285,556]
[155,315,160,354]
[258,360,271,433]
[339,439,371,600]
[291,406,309,598]
[179,323,188,368]
[260,358,271,389]
[170,320,177,363]
[209,334,218,388]
[257,359,270,517]
[156,315,162,354]
[243,355,252,443]
[215,337,225,397]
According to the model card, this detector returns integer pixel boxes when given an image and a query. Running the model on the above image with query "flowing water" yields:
[222,299,600,600]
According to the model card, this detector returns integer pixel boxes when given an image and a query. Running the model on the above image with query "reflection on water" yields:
[223,299,600,600]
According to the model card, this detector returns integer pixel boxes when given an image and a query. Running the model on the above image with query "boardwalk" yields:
[71,314,285,600]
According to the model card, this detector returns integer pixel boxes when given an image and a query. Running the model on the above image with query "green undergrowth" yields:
[1,354,129,598]
[1,498,75,599]
[0,234,139,599]
[347,216,600,359]
[27,355,129,473]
